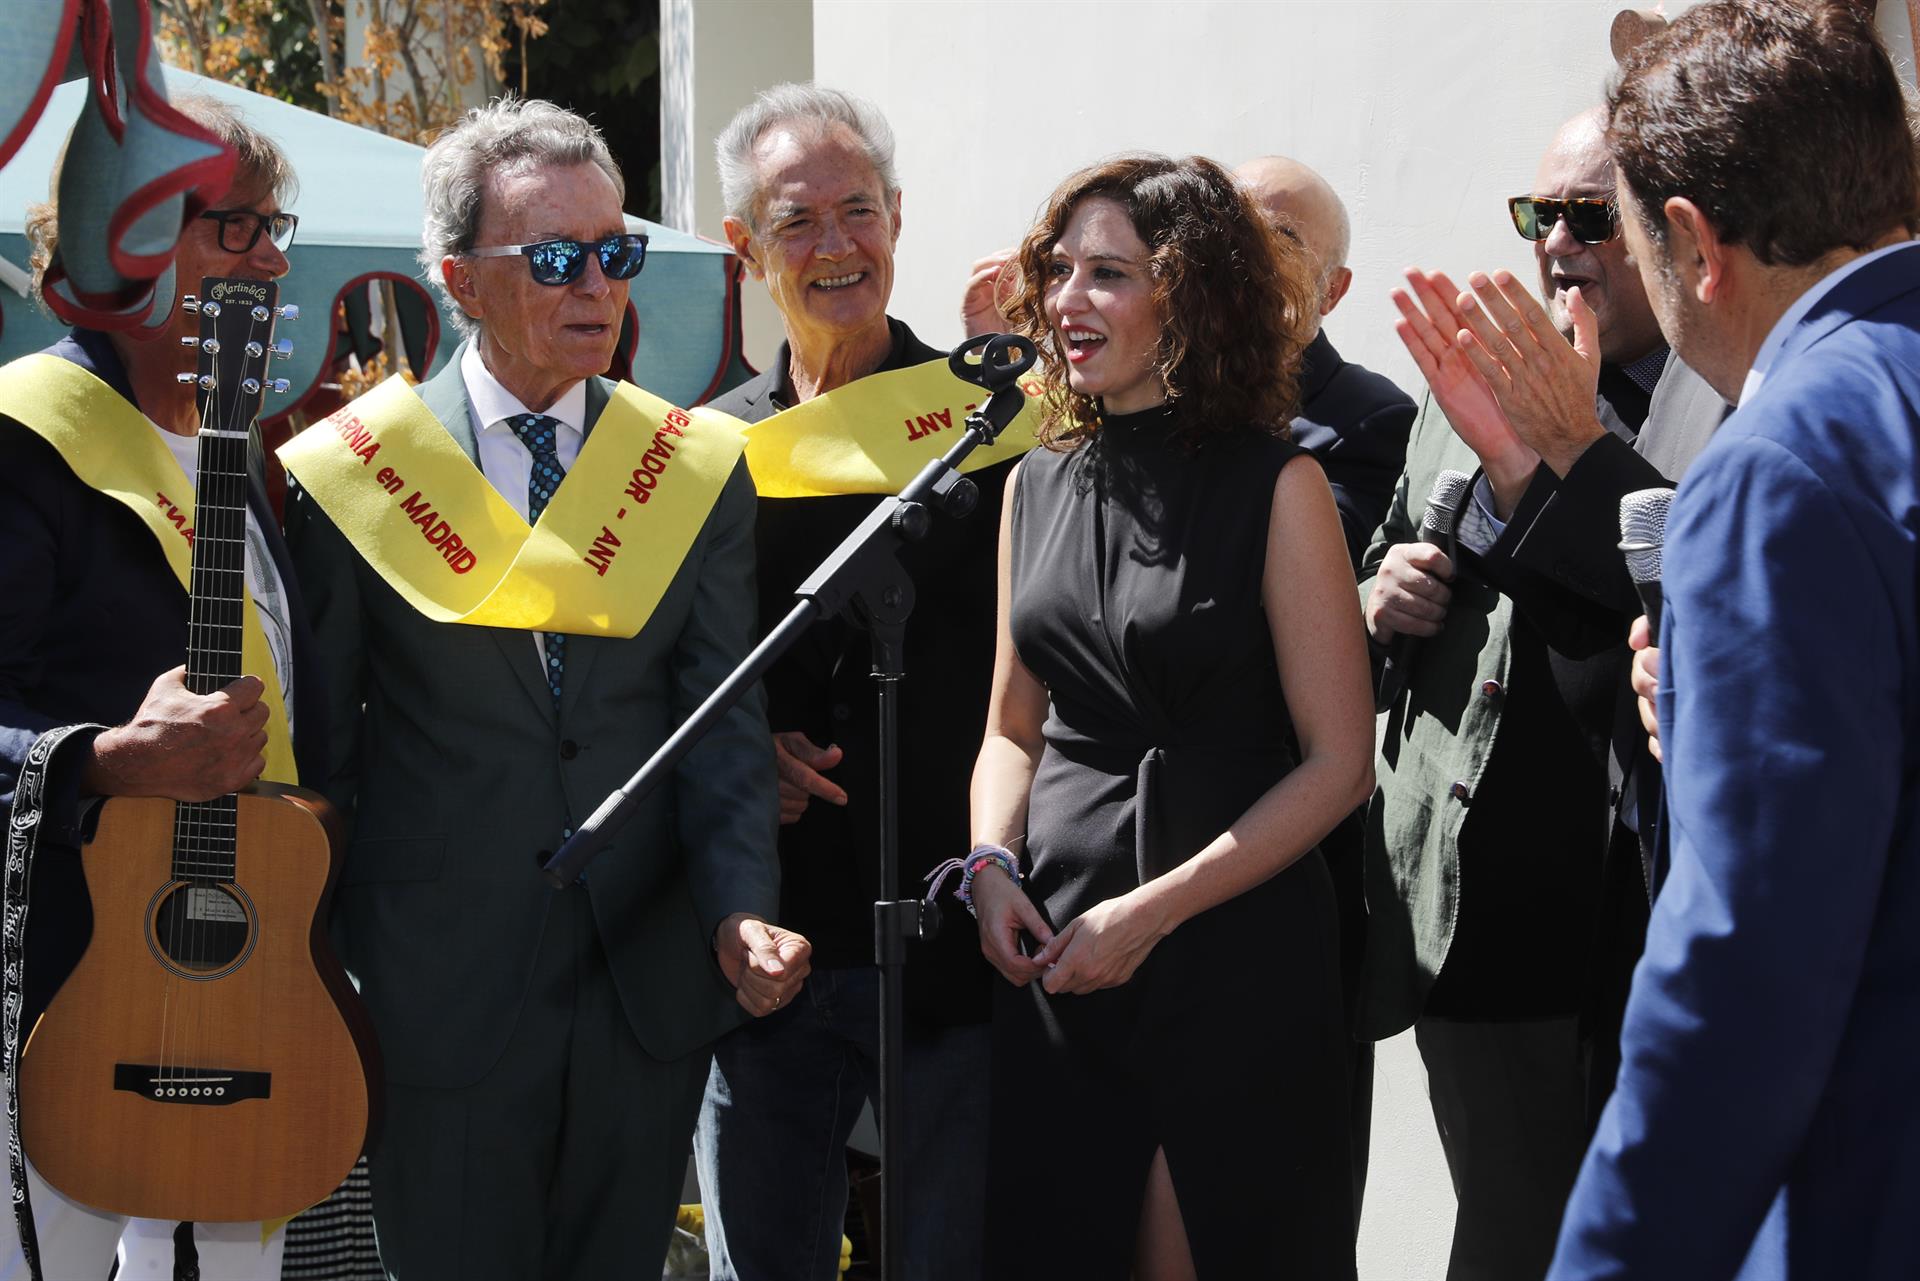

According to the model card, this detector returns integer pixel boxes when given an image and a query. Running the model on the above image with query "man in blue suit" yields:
[1547,3,1920,1277]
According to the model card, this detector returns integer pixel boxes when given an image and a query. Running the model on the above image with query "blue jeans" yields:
[694,965,990,1281]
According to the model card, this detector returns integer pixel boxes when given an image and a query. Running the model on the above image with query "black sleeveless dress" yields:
[987,407,1356,1279]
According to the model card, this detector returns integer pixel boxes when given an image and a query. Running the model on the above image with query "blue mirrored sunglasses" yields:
[467,233,649,286]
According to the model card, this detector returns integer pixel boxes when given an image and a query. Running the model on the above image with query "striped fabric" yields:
[280,1158,382,1280]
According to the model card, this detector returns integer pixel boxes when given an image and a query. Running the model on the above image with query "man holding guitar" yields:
[0,98,326,1278]
[281,99,802,1281]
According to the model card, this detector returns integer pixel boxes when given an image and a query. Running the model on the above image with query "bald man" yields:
[1235,156,1416,568]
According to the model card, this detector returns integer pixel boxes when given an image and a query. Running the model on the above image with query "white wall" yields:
[660,0,815,371]
[638,0,1909,1255]
[812,0,1693,395]
[724,2,1919,1275]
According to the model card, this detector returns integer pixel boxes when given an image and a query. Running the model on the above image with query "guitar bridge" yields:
[112,1064,271,1105]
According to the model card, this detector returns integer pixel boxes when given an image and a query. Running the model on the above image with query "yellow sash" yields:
[0,353,297,786]
[277,375,746,637]
[744,358,1045,498]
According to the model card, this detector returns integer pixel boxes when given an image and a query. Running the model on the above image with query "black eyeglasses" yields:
[1508,196,1619,245]
[199,208,299,254]
[466,233,649,286]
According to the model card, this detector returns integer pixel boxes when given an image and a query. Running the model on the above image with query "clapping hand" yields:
[1392,268,1541,514]
[1453,269,1608,478]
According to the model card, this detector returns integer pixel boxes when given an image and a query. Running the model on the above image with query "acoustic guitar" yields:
[18,278,377,1223]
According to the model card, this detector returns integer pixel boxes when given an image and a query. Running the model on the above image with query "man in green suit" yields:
[285,98,806,1280]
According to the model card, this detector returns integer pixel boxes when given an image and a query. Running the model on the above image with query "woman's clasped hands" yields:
[973,868,1171,995]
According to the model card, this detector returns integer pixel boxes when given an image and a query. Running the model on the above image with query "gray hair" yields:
[418,96,624,334]
[715,83,898,228]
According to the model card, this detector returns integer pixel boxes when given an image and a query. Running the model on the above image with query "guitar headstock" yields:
[176,276,299,432]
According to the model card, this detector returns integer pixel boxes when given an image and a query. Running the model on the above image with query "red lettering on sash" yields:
[623,428,684,505]
[154,492,195,547]
[396,489,476,570]
[905,407,954,442]
[330,412,382,464]
[583,525,622,577]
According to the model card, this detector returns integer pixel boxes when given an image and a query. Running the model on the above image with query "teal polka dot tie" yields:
[509,413,567,712]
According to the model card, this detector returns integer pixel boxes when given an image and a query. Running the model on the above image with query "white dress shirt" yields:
[459,342,588,666]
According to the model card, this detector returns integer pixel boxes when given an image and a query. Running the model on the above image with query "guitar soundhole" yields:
[151,883,253,973]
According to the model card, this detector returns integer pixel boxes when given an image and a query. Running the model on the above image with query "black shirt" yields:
[709,319,1004,1027]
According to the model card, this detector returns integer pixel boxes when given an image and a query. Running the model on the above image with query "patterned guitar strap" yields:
[4,723,104,1281]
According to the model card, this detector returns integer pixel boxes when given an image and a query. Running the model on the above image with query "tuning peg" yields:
[200,338,221,355]
[270,338,294,360]
[251,304,272,323]
[201,300,222,318]
[242,378,261,396]
[276,304,300,322]
[179,335,199,347]
[180,295,199,314]
[175,371,199,385]
[267,378,292,394]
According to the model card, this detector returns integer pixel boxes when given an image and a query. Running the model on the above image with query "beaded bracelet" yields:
[922,844,1023,918]
[958,845,1021,918]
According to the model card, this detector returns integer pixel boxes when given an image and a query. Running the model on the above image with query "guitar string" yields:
[167,303,269,1100]
[195,308,264,1095]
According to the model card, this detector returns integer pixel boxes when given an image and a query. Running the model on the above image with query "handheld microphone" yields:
[1618,487,1674,630]
[1376,468,1474,712]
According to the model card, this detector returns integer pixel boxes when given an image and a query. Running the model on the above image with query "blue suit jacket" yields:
[1549,243,1920,1279]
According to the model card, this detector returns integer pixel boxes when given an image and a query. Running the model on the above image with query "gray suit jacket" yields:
[285,348,778,1088]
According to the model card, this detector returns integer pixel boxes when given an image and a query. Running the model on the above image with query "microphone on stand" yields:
[1376,468,1474,712]
[1618,487,1675,630]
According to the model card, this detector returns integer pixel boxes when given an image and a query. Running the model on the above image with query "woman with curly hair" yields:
[964,154,1373,1278]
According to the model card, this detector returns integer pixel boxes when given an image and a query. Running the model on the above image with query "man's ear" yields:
[1322,265,1354,317]
[441,256,482,320]
[724,216,765,282]
[1663,197,1727,305]
[890,189,903,247]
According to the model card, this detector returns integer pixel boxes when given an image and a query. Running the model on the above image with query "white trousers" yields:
[0,1151,285,1281]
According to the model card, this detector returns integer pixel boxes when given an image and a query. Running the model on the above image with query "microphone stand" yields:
[543,334,1038,1281]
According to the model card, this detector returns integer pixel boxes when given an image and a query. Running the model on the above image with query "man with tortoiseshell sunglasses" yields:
[1362,105,1726,1281]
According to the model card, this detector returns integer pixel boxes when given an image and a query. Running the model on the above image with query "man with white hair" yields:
[283,97,804,1279]
[695,82,1006,1281]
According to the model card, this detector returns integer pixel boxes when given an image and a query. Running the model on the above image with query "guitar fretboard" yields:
[173,293,276,885]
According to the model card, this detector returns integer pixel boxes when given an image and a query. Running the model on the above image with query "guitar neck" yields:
[174,277,282,884]
[184,427,251,696]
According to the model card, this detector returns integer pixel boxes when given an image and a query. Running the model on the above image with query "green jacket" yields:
[1355,392,1512,1041]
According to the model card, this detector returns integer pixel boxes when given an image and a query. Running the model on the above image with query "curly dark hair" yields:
[1608,0,1919,268]
[1004,153,1317,450]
